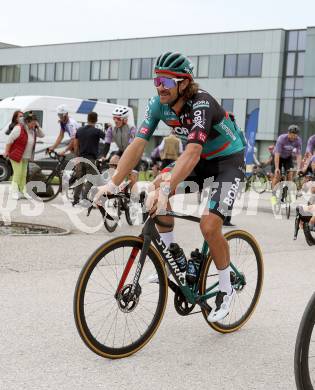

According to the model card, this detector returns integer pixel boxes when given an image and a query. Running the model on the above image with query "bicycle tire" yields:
[294,292,315,390]
[199,230,264,333]
[103,198,120,232]
[286,201,291,219]
[74,236,168,359]
[303,223,315,246]
[32,170,62,202]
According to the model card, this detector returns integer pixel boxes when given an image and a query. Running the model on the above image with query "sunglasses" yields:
[153,77,183,89]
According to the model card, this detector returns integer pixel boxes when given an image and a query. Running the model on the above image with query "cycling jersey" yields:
[136,90,246,160]
[60,117,79,139]
[306,135,315,155]
[275,134,302,159]
[105,125,136,151]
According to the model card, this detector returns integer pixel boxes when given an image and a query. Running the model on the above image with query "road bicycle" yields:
[294,292,315,389]
[87,191,148,233]
[245,165,269,194]
[74,210,264,359]
[272,168,297,219]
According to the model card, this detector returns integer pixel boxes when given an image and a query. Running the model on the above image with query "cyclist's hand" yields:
[146,187,168,217]
[47,147,54,154]
[275,168,281,176]
[59,150,66,156]
[93,185,110,206]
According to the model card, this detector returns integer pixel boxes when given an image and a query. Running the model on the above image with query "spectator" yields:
[49,104,80,155]
[102,106,136,158]
[159,133,183,169]
[5,110,24,135]
[4,112,44,199]
[98,123,111,158]
[72,111,105,206]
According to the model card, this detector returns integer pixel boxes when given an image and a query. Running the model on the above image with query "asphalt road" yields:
[0,187,314,390]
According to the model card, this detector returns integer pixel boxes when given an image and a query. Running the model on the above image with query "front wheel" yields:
[29,169,62,202]
[294,292,315,389]
[199,230,264,333]
[74,236,168,359]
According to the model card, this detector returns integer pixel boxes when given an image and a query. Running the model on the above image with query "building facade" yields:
[0,28,314,157]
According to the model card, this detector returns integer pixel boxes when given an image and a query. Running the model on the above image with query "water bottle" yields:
[186,248,203,285]
[169,243,187,272]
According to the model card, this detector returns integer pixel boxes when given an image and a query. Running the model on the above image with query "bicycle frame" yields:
[115,211,246,310]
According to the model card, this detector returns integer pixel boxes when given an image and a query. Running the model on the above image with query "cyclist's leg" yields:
[73,162,85,204]
[198,152,245,321]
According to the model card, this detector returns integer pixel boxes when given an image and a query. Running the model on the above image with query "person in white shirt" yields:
[4,112,45,199]
[49,104,80,155]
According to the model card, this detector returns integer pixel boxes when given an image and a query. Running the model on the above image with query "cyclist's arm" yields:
[274,153,280,171]
[64,138,75,153]
[50,130,64,150]
[111,138,147,185]
[74,138,79,156]
[166,144,202,191]
[296,153,302,171]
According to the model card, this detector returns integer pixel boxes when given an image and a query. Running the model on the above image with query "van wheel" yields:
[0,159,12,182]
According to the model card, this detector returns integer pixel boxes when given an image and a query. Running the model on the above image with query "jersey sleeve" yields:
[186,96,214,146]
[306,135,315,154]
[129,126,137,143]
[104,126,113,144]
[136,96,161,141]
[296,137,302,154]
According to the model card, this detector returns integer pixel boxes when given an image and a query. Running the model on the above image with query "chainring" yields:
[174,289,195,316]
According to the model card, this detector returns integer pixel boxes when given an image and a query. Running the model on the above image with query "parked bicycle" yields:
[74,210,264,359]
[294,292,315,389]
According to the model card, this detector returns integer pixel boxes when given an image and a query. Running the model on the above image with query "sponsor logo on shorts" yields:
[223,177,241,207]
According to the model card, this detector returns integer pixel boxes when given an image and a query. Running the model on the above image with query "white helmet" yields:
[112,106,129,119]
[57,104,68,115]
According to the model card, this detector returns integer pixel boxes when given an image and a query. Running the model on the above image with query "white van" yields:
[0,96,134,181]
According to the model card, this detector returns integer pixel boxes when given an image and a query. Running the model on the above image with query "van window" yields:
[0,108,15,131]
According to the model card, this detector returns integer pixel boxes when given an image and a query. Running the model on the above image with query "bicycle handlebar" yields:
[46,149,65,161]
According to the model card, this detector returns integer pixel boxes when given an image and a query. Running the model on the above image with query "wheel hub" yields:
[117,284,141,313]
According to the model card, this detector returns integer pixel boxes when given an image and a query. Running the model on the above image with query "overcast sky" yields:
[2,0,315,46]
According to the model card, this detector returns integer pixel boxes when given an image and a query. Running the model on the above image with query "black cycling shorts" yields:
[271,156,293,173]
[162,151,245,220]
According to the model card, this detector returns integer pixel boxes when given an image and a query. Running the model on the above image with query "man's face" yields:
[58,113,68,124]
[154,73,180,105]
[288,132,298,141]
[113,116,125,128]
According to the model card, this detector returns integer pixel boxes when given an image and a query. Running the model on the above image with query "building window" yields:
[237,54,250,77]
[109,60,119,80]
[130,58,153,80]
[46,63,55,81]
[30,64,38,81]
[197,56,209,78]
[189,56,198,76]
[249,54,263,76]
[224,54,237,77]
[224,54,263,77]
[128,99,139,125]
[0,65,21,83]
[91,60,119,80]
[221,99,234,113]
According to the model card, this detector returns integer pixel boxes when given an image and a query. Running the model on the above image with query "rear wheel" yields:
[29,169,62,202]
[303,223,315,246]
[294,292,315,389]
[74,236,168,359]
[0,159,11,182]
[199,230,264,333]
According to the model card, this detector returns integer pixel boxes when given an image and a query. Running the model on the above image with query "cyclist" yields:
[300,134,315,178]
[49,105,80,155]
[102,106,137,158]
[271,125,302,204]
[95,51,246,322]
